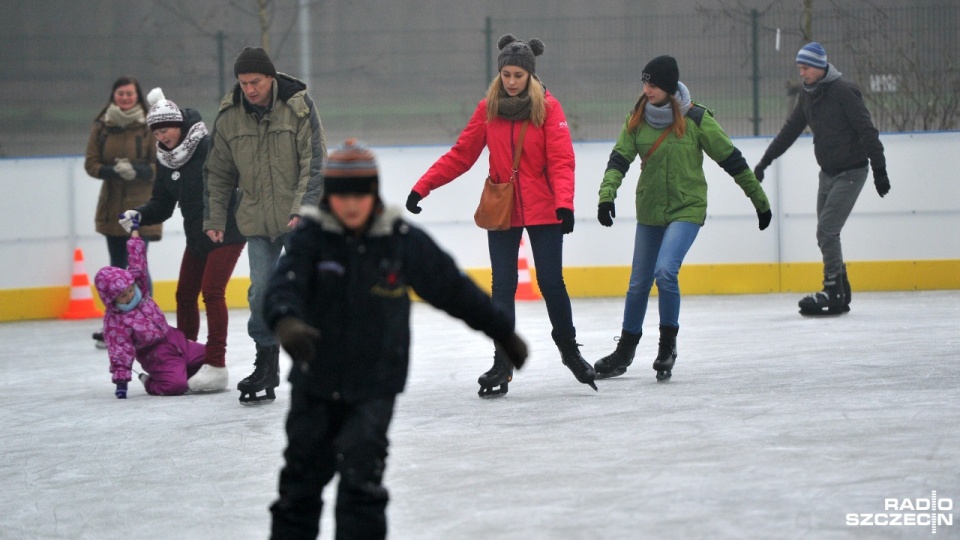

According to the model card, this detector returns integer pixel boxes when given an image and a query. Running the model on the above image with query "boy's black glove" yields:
[598,202,615,227]
[405,191,423,214]
[873,169,891,197]
[757,208,772,230]
[496,332,528,371]
[753,161,769,182]
[274,317,320,363]
[556,208,574,234]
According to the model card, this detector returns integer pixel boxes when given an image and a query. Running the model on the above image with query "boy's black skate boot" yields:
[238,344,280,405]
[841,266,852,312]
[652,325,678,382]
[554,333,598,391]
[478,348,513,398]
[594,329,641,379]
[798,273,847,316]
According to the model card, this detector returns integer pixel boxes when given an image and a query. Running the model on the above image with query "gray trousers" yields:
[816,165,868,277]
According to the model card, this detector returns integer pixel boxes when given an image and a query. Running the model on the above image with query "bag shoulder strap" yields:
[641,127,671,166]
[512,120,529,172]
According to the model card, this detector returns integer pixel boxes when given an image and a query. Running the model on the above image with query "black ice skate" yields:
[798,274,848,316]
[92,329,107,350]
[238,344,280,405]
[594,329,641,380]
[554,334,598,391]
[478,350,513,398]
[652,325,678,382]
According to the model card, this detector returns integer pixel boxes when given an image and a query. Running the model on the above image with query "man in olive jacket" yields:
[204,46,327,405]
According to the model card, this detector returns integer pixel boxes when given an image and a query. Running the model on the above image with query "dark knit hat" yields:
[796,42,828,69]
[234,46,277,78]
[323,138,379,198]
[497,34,544,75]
[145,87,183,130]
[641,55,680,96]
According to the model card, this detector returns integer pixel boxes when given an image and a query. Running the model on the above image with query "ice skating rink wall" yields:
[1,131,958,321]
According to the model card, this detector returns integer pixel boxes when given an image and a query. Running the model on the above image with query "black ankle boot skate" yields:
[594,329,641,379]
[554,333,598,391]
[841,266,852,312]
[798,273,847,315]
[478,348,513,398]
[238,344,280,405]
[652,325,678,382]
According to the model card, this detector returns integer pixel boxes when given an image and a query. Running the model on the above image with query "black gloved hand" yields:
[873,169,890,197]
[757,208,772,231]
[556,208,574,234]
[405,191,423,214]
[753,161,768,183]
[597,201,615,227]
[274,317,321,363]
[496,332,528,371]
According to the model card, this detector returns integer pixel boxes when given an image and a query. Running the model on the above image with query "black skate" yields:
[652,325,678,382]
[798,274,847,316]
[594,329,641,380]
[238,344,280,405]
[93,330,107,350]
[478,351,513,398]
[555,334,598,391]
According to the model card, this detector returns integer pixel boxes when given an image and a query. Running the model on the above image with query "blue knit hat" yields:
[796,42,828,69]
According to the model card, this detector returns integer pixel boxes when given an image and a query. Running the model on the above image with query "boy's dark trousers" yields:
[270,384,395,540]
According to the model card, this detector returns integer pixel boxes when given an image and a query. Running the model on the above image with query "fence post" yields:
[217,31,226,99]
[485,16,493,85]
[751,9,760,136]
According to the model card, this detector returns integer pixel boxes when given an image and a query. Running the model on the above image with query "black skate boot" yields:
[92,329,107,350]
[478,348,513,398]
[841,266,852,312]
[652,325,678,382]
[554,333,598,391]
[594,329,641,379]
[798,274,846,316]
[238,344,280,405]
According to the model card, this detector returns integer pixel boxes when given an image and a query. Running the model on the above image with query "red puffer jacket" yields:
[413,90,576,227]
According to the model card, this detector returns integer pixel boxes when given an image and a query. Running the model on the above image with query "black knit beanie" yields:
[642,55,680,96]
[234,46,277,78]
[497,34,544,75]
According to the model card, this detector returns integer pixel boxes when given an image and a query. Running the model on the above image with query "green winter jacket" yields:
[599,105,769,227]
[204,73,326,239]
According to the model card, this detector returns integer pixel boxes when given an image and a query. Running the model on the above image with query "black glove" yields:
[405,191,423,214]
[274,317,321,363]
[556,208,574,234]
[496,332,528,371]
[115,381,128,399]
[598,201,615,227]
[757,208,772,231]
[753,161,768,183]
[873,169,890,197]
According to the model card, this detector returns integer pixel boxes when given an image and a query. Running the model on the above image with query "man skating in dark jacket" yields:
[754,42,891,315]
[263,139,528,539]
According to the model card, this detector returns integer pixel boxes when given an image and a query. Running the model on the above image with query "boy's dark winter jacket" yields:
[263,205,514,402]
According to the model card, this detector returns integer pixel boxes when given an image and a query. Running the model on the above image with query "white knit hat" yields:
[145,87,183,130]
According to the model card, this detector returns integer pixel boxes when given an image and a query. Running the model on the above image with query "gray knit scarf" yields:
[156,122,209,170]
[644,82,692,129]
[497,90,532,121]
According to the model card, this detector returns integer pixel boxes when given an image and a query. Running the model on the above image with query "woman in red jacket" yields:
[406,34,596,397]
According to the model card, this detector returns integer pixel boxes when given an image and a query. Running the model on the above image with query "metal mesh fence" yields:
[1,1,957,158]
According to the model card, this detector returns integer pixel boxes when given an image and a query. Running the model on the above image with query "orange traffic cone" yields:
[61,248,104,320]
[516,237,541,301]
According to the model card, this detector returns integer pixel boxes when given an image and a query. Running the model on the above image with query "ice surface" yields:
[1,292,958,539]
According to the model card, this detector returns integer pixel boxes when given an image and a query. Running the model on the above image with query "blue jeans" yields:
[247,234,291,347]
[106,234,152,296]
[621,221,700,332]
[488,224,575,340]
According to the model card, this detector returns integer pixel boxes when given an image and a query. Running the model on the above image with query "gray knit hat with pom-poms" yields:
[497,35,544,75]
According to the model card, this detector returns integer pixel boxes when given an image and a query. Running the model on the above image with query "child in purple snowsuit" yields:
[94,225,206,398]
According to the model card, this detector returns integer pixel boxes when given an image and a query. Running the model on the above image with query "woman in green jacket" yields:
[595,55,772,382]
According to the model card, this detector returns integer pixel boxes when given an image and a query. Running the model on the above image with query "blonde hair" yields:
[627,94,686,138]
[484,74,546,126]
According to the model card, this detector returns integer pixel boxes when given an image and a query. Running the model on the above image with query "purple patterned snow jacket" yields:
[94,236,171,386]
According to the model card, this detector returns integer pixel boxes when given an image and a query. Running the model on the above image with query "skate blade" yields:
[594,368,626,380]
[478,383,509,398]
[798,307,849,317]
[585,380,598,392]
[95,341,108,350]
[239,388,277,405]
[656,370,672,382]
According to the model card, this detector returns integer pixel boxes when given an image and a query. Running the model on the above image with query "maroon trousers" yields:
[175,242,245,368]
